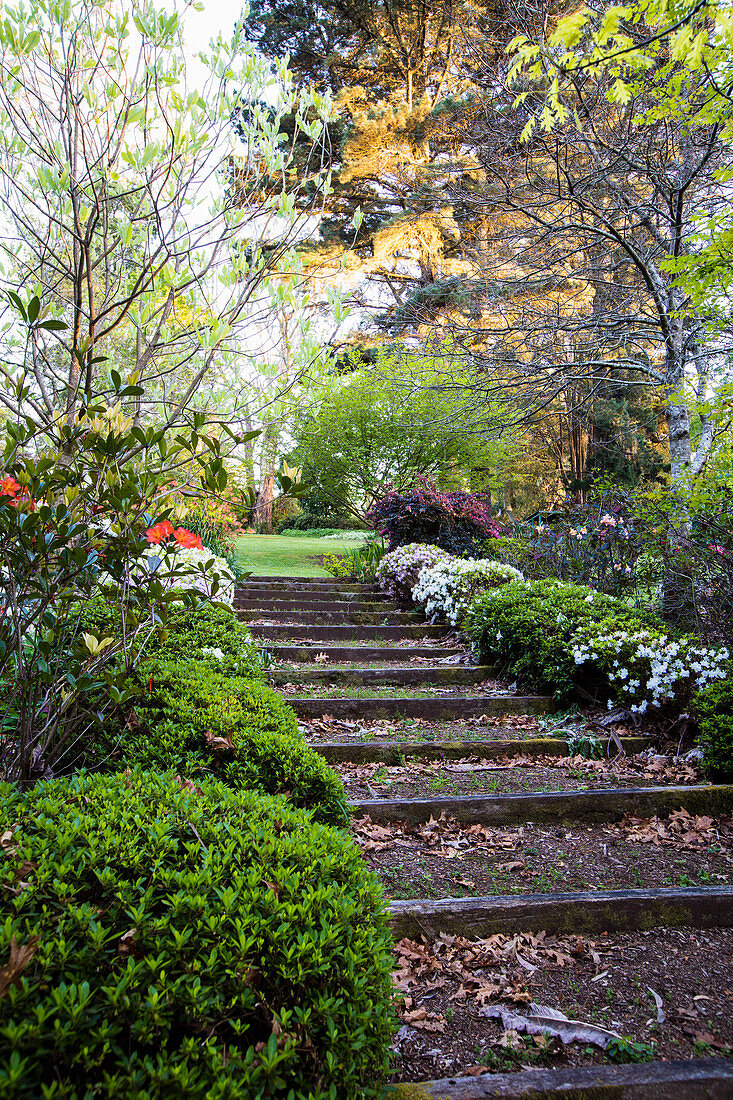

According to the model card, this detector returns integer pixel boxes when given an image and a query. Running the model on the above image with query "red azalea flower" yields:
[149,519,175,543]
[173,527,203,549]
[0,476,21,500]
[146,519,175,544]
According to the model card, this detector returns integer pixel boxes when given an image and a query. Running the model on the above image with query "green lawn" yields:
[232,533,369,577]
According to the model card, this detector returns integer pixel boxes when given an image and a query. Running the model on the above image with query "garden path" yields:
[236,577,733,1097]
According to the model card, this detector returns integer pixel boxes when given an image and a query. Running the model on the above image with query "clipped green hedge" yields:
[150,603,262,679]
[114,657,348,825]
[0,770,394,1099]
[695,679,733,780]
[464,578,664,700]
[81,597,262,680]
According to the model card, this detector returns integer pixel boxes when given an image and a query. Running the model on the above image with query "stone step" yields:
[394,1059,733,1100]
[235,587,383,602]
[237,610,422,625]
[394,1060,733,1100]
[351,782,733,826]
[235,599,399,614]
[249,624,450,640]
[388,884,733,939]
[290,695,552,720]
[237,575,373,587]
[266,645,464,662]
[313,736,652,763]
[270,665,498,687]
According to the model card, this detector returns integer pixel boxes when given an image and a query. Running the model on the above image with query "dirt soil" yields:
[261,634,461,648]
[277,679,518,699]
[273,659,472,671]
[388,927,733,1081]
[352,810,733,898]
[300,712,640,744]
[335,755,704,800]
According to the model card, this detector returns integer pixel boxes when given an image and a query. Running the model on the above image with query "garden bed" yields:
[388,927,733,1082]
[352,810,733,899]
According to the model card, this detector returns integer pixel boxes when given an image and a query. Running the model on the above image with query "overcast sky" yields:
[183,0,247,75]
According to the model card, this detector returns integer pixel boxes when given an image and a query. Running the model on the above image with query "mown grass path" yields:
[232,533,368,577]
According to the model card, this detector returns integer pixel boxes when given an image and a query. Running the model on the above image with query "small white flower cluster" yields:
[572,624,729,713]
[201,646,226,662]
[157,545,235,605]
[412,557,524,625]
[377,543,450,601]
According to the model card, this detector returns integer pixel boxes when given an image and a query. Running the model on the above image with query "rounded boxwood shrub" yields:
[0,770,394,1098]
[695,678,733,780]
[81,597,262,680]
[149,603,262,679]
[112,657,348,825]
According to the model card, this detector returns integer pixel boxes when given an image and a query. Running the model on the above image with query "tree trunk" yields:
[254,474,275,534]
[662,393,695,627]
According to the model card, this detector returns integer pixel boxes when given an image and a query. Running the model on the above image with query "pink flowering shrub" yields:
[367,477,502,555]
[503,504,640,596]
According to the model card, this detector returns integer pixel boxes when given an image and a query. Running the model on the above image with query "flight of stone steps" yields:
[236,576,733,1098]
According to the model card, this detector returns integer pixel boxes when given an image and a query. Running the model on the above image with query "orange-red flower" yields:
[146,519,175,544]
[0,476,20,500]
[173,527,203,549]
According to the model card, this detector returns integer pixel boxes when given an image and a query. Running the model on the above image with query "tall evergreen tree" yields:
[239,0,556,343]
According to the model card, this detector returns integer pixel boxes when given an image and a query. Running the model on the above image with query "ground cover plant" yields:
[695,678,733,780]
[0,770,394,1099]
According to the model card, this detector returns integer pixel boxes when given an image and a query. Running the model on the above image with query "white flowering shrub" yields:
[572,624,729,714]
[412,558,524,625]
[131,545,235,605]
[376,543,450,602]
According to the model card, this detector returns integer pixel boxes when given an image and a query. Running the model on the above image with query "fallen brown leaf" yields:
[0,936,39,998]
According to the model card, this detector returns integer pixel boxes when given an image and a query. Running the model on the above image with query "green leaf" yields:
[8,291,25,319]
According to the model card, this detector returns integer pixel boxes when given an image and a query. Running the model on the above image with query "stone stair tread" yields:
[388,883,733,938]
[247,624,449,638]
[393,1057,733,1098]
[311,736,653,762]
[266,646,465,662]
[270,666,498,686]
[239,575,371,584]
[238,611,421,623]
[290,696,553,719]
[349,782,733,824]
[236,600,400,612]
